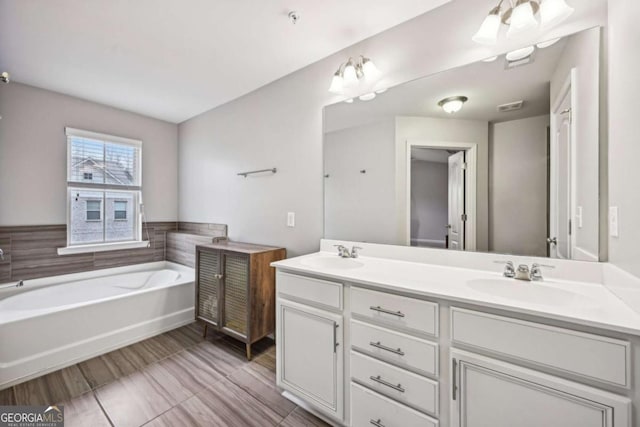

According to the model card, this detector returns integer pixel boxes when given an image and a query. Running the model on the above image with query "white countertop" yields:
[272,251,640,336]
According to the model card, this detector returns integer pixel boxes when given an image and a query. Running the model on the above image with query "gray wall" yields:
[0,82,179,225]
[177,1,606,257]
[489,115,550,257]
[324,120,396,244]
[608,0,640,277]
[410,160,448,246]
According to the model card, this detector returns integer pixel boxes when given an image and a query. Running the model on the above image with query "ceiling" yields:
[0,0,450,123]
[324,35,571,133]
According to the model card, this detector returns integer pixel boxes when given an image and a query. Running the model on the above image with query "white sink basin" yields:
[466,278,596,307]
[301,256,364,270]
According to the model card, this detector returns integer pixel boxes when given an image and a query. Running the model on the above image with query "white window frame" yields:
[59,127,146,255]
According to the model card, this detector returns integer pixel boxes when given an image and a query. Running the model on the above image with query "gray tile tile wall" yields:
[0,222,227,283]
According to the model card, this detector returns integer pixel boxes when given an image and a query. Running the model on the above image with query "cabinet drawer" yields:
[351,382,438,427]
[351,320,438,377]
[277,271,342,310]
[351,287,438,337]
[451,308,631,387]
[351,351,438,417]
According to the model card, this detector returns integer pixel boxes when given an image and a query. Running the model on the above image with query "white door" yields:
[450,350,630,427]
[549,80,573,259]
[277,299,344,420]
[448,151,465,250]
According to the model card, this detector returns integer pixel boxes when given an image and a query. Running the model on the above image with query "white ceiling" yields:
[324,35,572,133]
[0,0,450,123]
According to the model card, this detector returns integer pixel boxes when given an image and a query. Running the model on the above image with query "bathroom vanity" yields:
[272,240,640,427]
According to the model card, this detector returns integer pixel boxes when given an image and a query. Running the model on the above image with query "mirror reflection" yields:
[323,27,601,261]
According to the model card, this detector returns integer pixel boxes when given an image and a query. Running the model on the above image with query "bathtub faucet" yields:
[0,248,3,260]
[16,280,23,287]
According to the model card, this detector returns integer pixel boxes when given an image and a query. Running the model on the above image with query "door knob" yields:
[446,224,452,229]
[547,237,558,245]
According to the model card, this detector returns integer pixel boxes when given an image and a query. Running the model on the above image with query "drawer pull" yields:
[370,375,405,393]
[370,305,405,318]
[369,341,405,356]
[370,419,386,427]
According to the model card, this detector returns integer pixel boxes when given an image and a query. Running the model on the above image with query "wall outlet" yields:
[609,207,619,237]
[287,212,295,228]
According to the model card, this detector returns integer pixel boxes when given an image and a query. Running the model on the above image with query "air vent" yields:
[497,101,524,113]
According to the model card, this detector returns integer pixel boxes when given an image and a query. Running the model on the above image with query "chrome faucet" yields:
[495,260,516,278]
[16,280,23,288]
[0,248,3,261]
[334,245,362,258]
[530,263,555,281]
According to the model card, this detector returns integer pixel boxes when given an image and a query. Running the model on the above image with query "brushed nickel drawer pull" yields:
[369,341,405,356]
[370,419,386,427]
[370,305,405,318]
[370,375,405,393]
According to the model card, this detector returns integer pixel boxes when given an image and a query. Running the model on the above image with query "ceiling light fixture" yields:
[328,55,382,101]
[438,96,469,114]
[473,0,573,45]
[505,45,535,61]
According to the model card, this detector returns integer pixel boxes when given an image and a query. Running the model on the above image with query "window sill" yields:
[57,241,150,255]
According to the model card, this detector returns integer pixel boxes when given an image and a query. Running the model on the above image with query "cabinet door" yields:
[196,249,221,325]
[277,299,344,421]
[450,350,630,427]
[221,252,250,337]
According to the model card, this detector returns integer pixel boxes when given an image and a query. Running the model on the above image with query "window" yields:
[66,127,142,246]
[114,200,127,220]
[86,200,102,221]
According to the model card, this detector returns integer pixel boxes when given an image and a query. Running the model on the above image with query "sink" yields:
[466,278,596,307]
[300,256,364,270]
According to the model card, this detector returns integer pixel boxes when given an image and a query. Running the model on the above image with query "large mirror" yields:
[323,27,601,261]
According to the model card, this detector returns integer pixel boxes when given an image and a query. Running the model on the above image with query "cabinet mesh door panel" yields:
[198,251,220,324]
[223,253,249,336]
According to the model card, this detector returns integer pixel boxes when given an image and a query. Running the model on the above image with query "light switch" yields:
[287,212,295,228]
[575,206,583,228]
[609,207,619,237]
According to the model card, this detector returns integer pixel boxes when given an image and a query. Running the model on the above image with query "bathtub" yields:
[0,261,195,389]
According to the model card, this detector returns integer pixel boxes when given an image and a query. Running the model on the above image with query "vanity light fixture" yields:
[328,55,382,100]
[482,56,499,62]
[359,93,376,101]
[438,96,468,114]
[0,71,9,84]
[505,45,535,61]
[473,0,574,45]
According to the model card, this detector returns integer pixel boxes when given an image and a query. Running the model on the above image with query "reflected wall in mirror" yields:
[323,27,601,261]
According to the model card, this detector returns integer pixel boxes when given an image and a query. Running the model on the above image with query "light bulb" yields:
[342,61,358,87]
[344,98,354,104]
[359,93,376,101]
[505,45,535,61]
[482,56,499,62]
[361,58,380,80]
[536,37,561,48]
[540,0,574,28]
[328,71,344,94]
[507,1,539,39]
[472,8,501,45]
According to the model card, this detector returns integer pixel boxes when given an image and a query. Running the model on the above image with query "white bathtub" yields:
[0,261,195,389]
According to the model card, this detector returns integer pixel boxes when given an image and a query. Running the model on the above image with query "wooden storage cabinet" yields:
[196,242,285,359]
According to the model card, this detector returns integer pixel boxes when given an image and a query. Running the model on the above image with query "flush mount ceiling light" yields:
[473,0,574,45]
[328,55,382,101]
[438,96,468,114]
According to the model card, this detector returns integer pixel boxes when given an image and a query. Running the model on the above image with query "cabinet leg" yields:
[246,343,252,361]
[203,323,208,339]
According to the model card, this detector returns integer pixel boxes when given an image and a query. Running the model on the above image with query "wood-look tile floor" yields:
[0,323,329,427]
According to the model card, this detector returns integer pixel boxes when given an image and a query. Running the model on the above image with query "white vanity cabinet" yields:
[275,272,345,422]
[450,350,631,427]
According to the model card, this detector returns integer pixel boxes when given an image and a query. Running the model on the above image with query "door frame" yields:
[549,69,577,259]
[405,140,478,251]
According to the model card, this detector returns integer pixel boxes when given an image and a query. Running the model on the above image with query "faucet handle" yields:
[494,260,515,278]
[530,263,555,281]
[334,244,350,258]
[350,246,363,258]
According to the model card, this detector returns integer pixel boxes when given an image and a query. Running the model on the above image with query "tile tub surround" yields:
[0,323,327,427]
[0,222,227,283]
